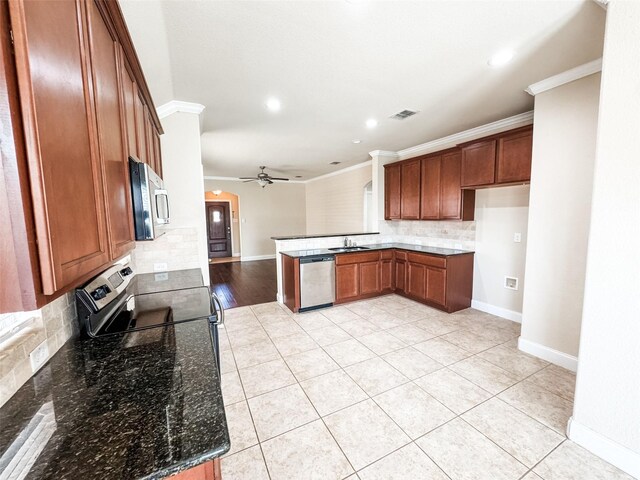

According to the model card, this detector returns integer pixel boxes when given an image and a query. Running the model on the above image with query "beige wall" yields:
[203,179,306,259]
[205,191,241,255]
[520,73,601,366]
[570,2,640,476]
[472,185,530,319]
[305,164,372,234]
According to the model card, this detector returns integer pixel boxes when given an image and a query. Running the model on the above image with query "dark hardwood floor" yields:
[209,259,277,309]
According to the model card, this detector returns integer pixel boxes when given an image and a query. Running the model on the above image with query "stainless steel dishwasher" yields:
[299,254,335,312]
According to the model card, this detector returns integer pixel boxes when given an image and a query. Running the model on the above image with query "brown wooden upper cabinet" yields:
[400,159,421,219]
[384,163,401,220]
[2,0,164,310]
[461,126,533,188]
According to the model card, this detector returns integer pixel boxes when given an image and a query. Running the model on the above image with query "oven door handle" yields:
[211,293,225,326]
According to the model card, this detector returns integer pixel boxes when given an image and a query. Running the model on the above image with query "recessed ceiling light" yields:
[295,175,302,178]
[366,119,378,129]
[488,50,515,68]
[352,139,362,144]
[265,97,281,112]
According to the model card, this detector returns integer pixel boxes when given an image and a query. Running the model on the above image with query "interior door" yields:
[206,202,232,258]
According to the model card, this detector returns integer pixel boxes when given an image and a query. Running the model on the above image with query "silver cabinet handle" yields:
[211,293,225,326]
[155,189,170,224]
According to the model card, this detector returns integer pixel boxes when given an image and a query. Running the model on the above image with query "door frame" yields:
[206,201,233,258]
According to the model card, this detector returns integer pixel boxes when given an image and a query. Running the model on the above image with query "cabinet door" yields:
[425,267,446,306]
[420,155,441,220]
[336,264,359,301]
[395,260,406,293]
[400,159,421,219]
[152,128,162,178]
[384,164,401,220]
[144,107,157,173]
[10,0,110,293]
[407,262,426,299]
[461,140,496,187]
[359,261,380,295]
[134,88,148,163]
[86,0,134,259]
[496,127,532,184]
[440,150,463,219]
[380,259,394,292]
[119,56,138,159]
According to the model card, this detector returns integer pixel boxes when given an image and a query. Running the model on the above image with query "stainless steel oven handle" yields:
[211,293,225,326]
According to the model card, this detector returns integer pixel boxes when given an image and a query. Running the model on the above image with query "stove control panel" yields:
[91,285,112,301]
[79,263,134,312]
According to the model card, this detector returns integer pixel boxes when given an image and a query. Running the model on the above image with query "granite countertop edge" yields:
[143,444,230,480]
[271,232,380,240]
[280,243,475,258]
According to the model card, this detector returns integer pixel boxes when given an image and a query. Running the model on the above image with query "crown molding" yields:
[396,111,534,159]
[305,160,372,184]
[369,150,399,158]
[202,175,305,184]
[157,100,206,119]
[526,59,602,96]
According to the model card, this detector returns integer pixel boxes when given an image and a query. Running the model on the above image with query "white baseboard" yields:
[568,417,640,479]
[518,337,578,372]
[240,254,276,262]
[276,293,283,304]
[471,300,522,323]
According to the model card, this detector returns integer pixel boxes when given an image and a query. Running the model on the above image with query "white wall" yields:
[305,164,372,235]
[570,2,640,477]
[472,185,530,321]
[519,73,601,369]
[203,179,306,260]
[131,111,210,284]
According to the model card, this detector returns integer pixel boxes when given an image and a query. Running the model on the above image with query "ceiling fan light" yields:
[258,179,269,187]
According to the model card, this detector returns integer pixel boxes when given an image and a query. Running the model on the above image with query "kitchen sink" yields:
[328,246,370,252]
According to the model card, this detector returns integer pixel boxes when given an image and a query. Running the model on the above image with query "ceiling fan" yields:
[239,166,289,188]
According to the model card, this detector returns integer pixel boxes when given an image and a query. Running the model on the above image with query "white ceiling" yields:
[120,0,605,180]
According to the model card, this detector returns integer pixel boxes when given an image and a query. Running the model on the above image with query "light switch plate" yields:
[513,233,522,243]
[153,262,168,272]
[30,340,49,373]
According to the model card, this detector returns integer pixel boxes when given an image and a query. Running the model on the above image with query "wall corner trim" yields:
[369,150,399,158]
[525,58,603,96]
[568,417,640,479]
[471,300,522,323]
[157,100,206,119]
[518,337,578,372]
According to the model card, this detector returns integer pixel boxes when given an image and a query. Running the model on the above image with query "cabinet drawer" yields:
[380,249,393,260]
[407,252,446,269]
[335,251,380,265]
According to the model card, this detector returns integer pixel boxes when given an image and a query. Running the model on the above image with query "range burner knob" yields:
[120,266,133,277]
[91,285,112,301]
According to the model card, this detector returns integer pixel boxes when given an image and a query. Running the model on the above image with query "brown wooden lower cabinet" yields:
[281,254,301,312]
[166,459,221,480]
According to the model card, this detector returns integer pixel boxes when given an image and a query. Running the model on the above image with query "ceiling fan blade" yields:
[239,177,258,180]
[269,177,289,181]
[242,179,255,183]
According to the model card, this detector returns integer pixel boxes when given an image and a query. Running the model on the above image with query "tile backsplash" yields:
[379,219,476,250]
[0,292,78,407]
[130,226,201,274]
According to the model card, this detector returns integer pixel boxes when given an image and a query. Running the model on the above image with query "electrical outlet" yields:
[30,340,50,373]
[153,262,168,272]
[513,233,522,243]
[154,272,168,281]
[504,276,519,290]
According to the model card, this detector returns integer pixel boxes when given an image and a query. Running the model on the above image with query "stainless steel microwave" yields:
[129,156,169,240]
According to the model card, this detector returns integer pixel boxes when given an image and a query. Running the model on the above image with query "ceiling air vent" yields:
[330,161,341,165]
[389,109,419,120]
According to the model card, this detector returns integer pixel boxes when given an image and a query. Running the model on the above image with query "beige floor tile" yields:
[248,384,319,441]
[386,323,437,345]
[232,340,280,369]
[501,337,519,349]
[221,370,245,405]
[521,473,543,480]
[300,369,368,416]
[306,324,353,346]
[344,357,409,396]
[256,312,292,324]
[224,400,258,455]
[346,303,388,318]
[223,315,262,333]
[261,420,354,480]
[382,346,443,379]
[221,445,269,480]
[365,313,408,330]
[291,311,335,331]
[283,348,340,381]
[358,443,449,480]
[526,365,576,401]
[441,329,501,353]
[478,344,548,379]
[498,382,573,434]
[324,399,410,470]
[357,331,408,355]
[239,358,297,398]
[220,349,237,374]
[415,368,492,414]
[340,318,380,337]
[416,418,528,480]
[262,319,305,339]
[271,331,318,356]
[321,306,362,324]
[449,356,518,394]
[373,383,455,439]
[324,339,377,367]
[462,397,564,467]
[227,325,271,348]
[534,441,634,480]
[414,317,460,336]
[413,337,471,365]
[473,325,519,343]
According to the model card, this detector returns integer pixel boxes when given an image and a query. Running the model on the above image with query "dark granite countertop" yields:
[280,242,474,258]
[271,232,379,240]
[0,270,230,480]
